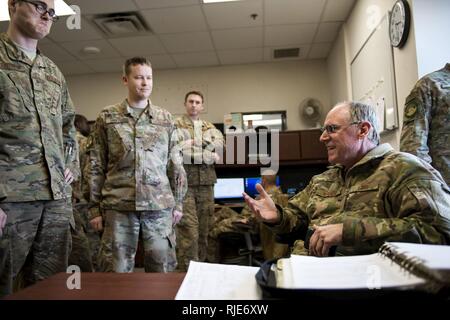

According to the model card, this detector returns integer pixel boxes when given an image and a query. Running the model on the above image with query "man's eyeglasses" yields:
[19,0,59,22]
[320,121,360,134]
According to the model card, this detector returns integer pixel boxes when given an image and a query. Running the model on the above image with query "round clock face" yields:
[389,0,410,47]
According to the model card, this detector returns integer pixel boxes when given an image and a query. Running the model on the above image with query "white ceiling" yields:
[0,0,355,75]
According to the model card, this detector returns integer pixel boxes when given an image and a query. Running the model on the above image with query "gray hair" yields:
[339,101,380,145]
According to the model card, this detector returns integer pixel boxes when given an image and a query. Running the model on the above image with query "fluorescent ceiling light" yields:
[0,0,76,22]
[252,119,282,126]
[243,114,263,121]
[203,0,242,3]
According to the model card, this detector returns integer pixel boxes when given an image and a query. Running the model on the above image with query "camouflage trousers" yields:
[71,203,101,271]
[104,208,176,273]
[96,211,114,272]
[0,199,72,297]
[175,185,214,271]
[68,205,93,272]
[208,206,289,261]
[207,206,240,263]
[259,223,289,260]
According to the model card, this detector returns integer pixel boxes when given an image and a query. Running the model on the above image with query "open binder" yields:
[256,242,450,299]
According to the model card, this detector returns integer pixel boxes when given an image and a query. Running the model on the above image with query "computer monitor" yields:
[245,176,280,197]
[214,178,245,200]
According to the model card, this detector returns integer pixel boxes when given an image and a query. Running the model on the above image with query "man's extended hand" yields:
[309,224,343,257]
[0,207,6,237]
[172,210,183,226]
[242,183,279,224]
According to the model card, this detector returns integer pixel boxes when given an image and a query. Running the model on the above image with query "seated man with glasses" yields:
[243,101,450,257]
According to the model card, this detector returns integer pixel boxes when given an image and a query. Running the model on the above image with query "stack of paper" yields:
[175,261,261,300]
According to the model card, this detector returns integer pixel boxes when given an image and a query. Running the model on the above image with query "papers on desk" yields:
[275,253,425,290]
[175,261,262,300]
[275,242,450,291]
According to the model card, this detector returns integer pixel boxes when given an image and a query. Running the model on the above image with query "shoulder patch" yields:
[404,103,417,118]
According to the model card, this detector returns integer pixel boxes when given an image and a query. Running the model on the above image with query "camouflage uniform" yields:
[400,63,450,186]
[174,115,224,271]
[0,34,77,296]
[209,187,289,261]
[251,188,289,260]
[69,131,98,272]
[207,205,240,263]
[88,100,187,272]
[269,144,450,256]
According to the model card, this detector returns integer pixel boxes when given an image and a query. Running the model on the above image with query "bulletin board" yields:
[350,14,398,132]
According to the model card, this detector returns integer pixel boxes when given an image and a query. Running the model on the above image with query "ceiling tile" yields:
[39,43,77,62]
[308,42,332,59]
[171,51,219,68]
[108,35,167,56]
[39,37,52,44]
[203,0,263,29]
[218,48,263,65]
[57,60,94,75]
[0,0,355,74]
[59,39,121,60]
[160,32,214,53]
[141,6,207,34]
[83,58,125,73]
[315,22,341,42]
[211,27,263,50]
[68,0,138,14]
[322,0,356,22]
[264,44,310,61]
[134,0,199,9]
[147,54,177,70]
[265,24,317,47]
[265,0,326,25]
[48,17,103,42]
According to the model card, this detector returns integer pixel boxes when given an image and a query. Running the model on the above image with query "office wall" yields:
[412,0,450,77]
[327,0,419,150]
[327,27,351,104]
[67,59,331,131]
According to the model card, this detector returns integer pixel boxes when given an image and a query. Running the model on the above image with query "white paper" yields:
[277,253,425,289]
[387,242,450,270]
[175,261,262,300]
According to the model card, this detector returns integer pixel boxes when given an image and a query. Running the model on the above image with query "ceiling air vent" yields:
[92,12,151,36]
[273,48,300,59]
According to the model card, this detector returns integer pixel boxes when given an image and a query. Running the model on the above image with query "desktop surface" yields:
[5,272,186,300]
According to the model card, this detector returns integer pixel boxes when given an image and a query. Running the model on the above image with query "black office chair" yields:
[218,231,263,267]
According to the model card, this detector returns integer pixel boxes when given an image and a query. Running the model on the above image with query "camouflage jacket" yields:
[270,144,450,256]
[400,63,450,185]
[211,186,288,237]
[88,100,187,218]
[174,114,223,186]
[72,131,88,204]
[0,34,77,202]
